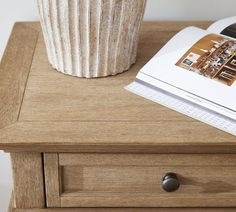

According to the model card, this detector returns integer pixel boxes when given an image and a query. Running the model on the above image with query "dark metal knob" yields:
[162,172,180,192]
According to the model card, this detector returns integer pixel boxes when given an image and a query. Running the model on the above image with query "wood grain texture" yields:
[18,22,212,123]
[3,21,236,211]
[1,121,235,153]
[11,153,45,208]
[44,153,236,207]
[9,208,236,212]
[44,153,61,207]
[8,185,236,211]
[61,194,236,208]
[0,21,235,154]
[59,153,236,166]
[61,167,236,194]
[0,23,38,129]
[9,205,236,212]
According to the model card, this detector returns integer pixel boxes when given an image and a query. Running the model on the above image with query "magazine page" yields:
[135,26,236,118]
[208,16,236,39]
[137,27,236,114]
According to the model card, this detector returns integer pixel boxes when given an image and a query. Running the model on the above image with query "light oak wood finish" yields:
[1,22,236,211]
[7,190,236,211]
[0,23,38,129]
[9,207,236,212]
[44,153,236,207]
[1,22,235,154]
[2,121,236,153]
[11,153,45,208]
[44,153,61,207]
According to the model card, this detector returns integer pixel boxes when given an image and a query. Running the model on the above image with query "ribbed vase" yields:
[37,0,147,78]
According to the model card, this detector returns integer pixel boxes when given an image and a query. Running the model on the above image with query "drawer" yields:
[44,153,236,208]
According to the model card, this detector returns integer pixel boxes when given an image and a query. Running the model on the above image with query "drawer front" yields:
[44,153,236,208]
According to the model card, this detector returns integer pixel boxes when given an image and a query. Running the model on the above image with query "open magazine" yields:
[126,17,236,135]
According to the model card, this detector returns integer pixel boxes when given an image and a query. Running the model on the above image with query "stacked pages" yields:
[126,17,236,136]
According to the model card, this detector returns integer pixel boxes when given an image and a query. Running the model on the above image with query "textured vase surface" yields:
[37,0,147,78]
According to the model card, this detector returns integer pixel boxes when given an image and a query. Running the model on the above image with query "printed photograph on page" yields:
[176,34,236,86]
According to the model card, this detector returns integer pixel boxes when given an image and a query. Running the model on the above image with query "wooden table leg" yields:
[10,153,45,209]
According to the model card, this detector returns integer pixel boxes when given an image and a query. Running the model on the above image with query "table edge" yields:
[0,23,39,130]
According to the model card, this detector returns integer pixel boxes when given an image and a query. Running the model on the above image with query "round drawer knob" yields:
[162,172,180,192]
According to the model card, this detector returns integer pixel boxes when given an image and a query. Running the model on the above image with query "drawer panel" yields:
[44,153,236,208]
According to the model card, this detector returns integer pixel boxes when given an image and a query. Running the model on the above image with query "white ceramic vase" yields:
[37,0,147,78]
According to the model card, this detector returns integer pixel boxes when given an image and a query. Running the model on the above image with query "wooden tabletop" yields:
[0,21,235,153]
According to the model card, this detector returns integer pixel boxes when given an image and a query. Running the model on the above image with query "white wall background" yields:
[0,0,235,211]
[1,0,236,60]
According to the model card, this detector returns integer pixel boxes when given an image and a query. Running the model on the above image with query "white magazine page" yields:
[137,27,236,113]
[208,16,236,39]
[136,72,236,119]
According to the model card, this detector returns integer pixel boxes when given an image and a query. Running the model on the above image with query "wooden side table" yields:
[1,21,236,212]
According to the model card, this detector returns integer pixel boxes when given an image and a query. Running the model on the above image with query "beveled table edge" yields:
[1,22,235,153]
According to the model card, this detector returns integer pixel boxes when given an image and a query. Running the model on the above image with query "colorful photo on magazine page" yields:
[176,34,236,86]
[221,24,236,39]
